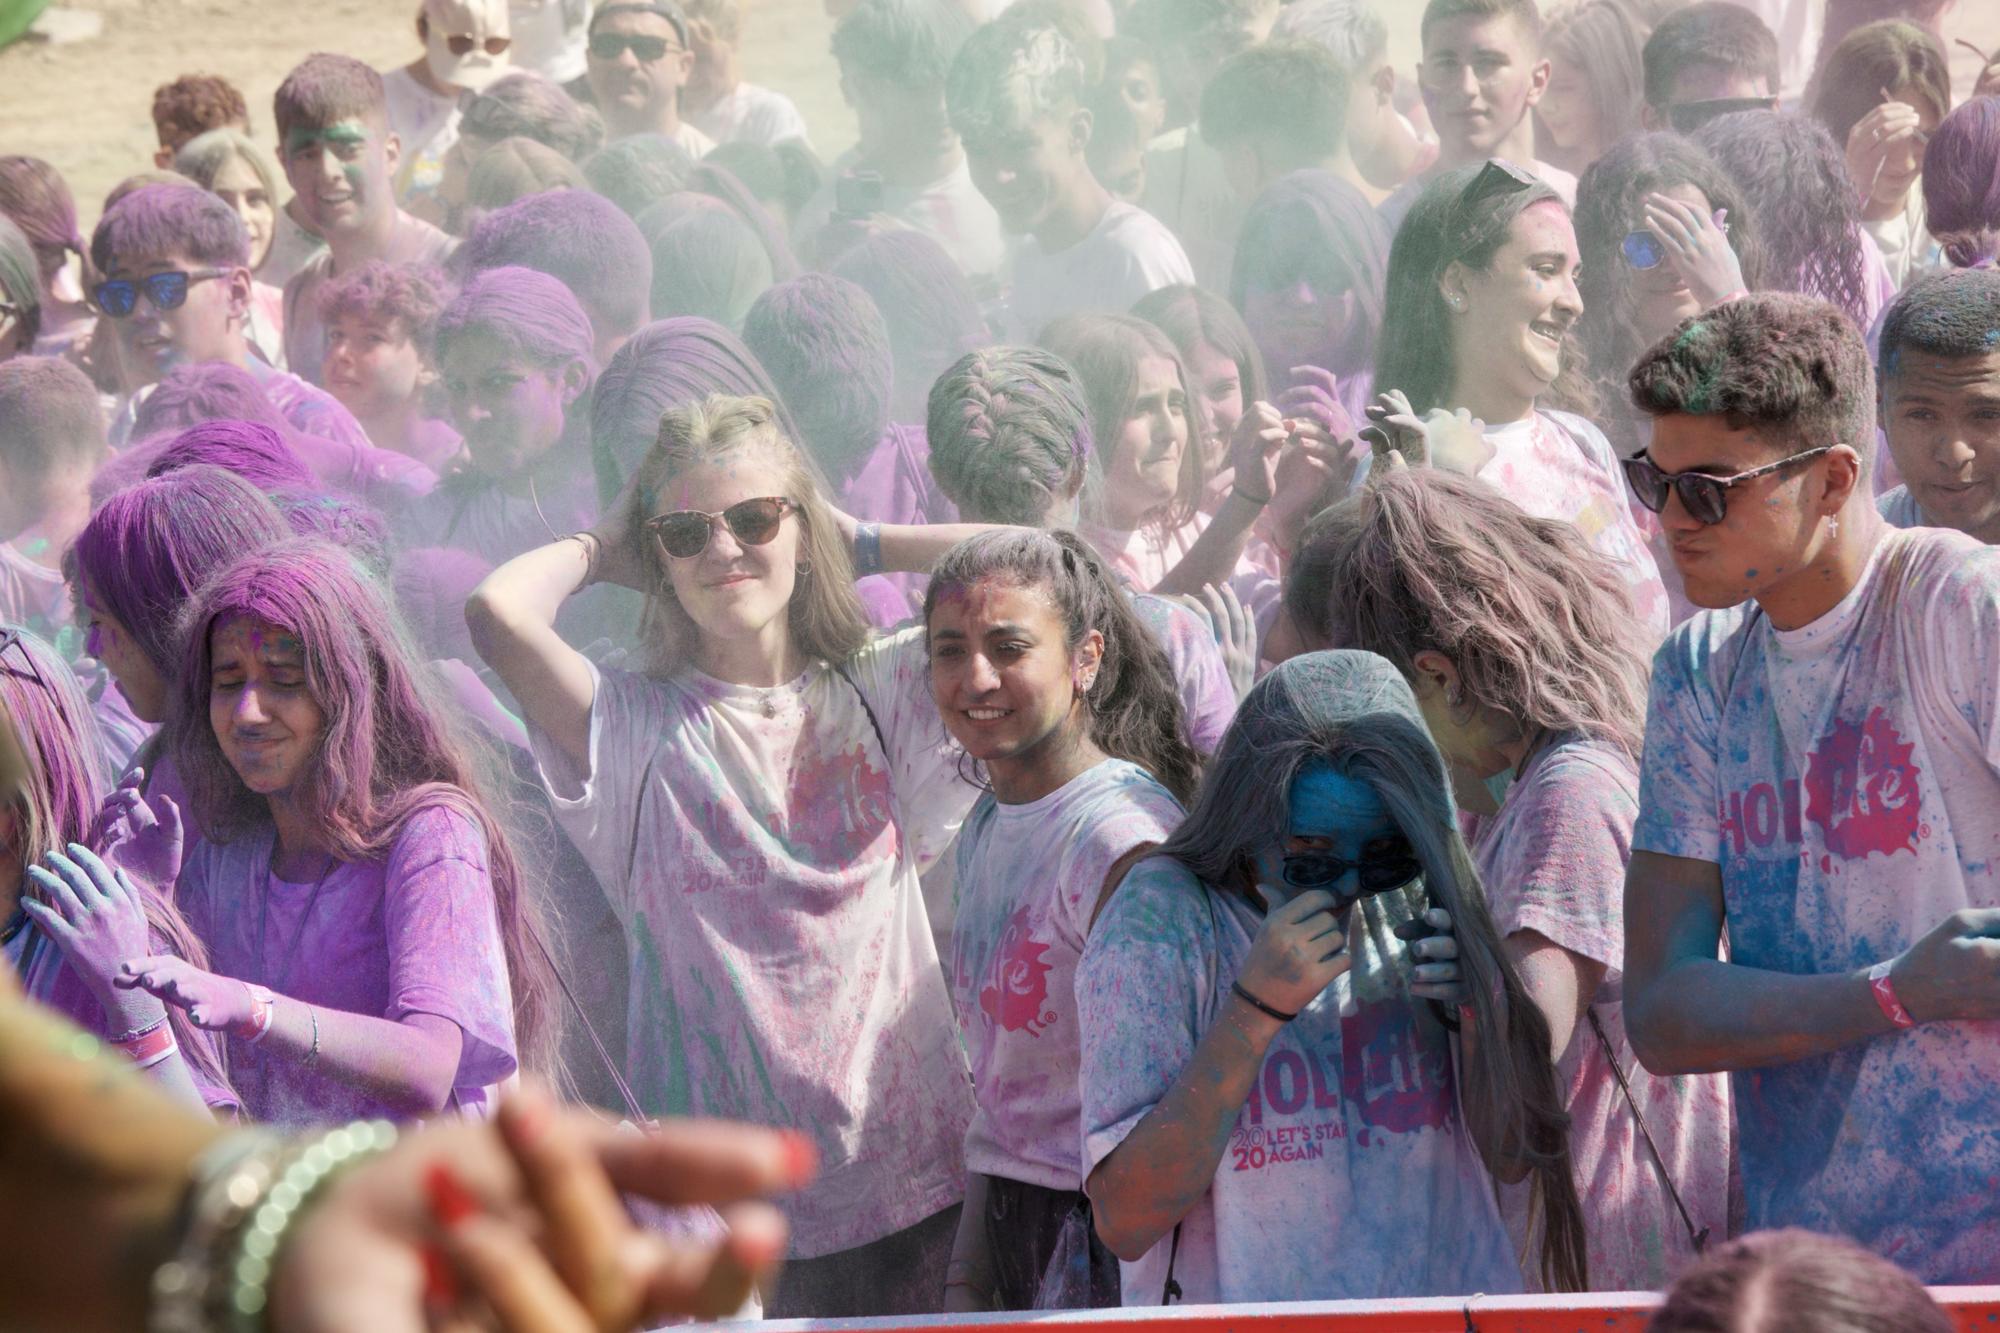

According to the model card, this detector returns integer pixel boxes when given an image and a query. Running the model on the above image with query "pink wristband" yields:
[1868,960,1915,1029]
[230,983,276,1044]
[115,1022,176,1066]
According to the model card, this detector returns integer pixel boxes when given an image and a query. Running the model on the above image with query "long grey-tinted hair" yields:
[1152,650,1587,1292]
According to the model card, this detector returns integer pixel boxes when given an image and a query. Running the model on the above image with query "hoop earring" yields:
[796,557,813,578]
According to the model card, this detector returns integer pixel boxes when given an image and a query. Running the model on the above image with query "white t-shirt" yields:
[381,66,462,212]
[1633,526,2000,1282]
[801,152,1009,285]
[528,628,979,1258]
[951,759,1182,1189]
[692,82,811,149]
[1005,201,1194,342]
[1077,857,1521,1305]
[1476,410,1671,642]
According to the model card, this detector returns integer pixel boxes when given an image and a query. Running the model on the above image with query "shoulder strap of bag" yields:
[1161,1222,1185,1304]
[1587,1006,1707,1253]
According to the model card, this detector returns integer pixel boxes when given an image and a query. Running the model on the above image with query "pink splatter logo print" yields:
[1803,708,1923,860]
[979,906,1058,1036]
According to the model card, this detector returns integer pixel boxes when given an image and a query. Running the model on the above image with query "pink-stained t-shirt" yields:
[9,920,241,1115]
[1474,734,1729,1292]
[1634,527,2000,1281]
[1474,411,1670,643]
[175,803,519,1127]
[1128,591,1236,755]
[1078,857,1521,1304]
[951,759,1182,1189]
[527,626,980,1257]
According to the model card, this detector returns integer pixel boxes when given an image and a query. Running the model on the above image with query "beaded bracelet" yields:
[147,1130,290,1333]
[222,1120,400,1332]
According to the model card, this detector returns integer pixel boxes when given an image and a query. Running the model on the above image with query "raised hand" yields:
[1365,390,1493,476]
[93,772,184,892]
[1842,100,1926,221]
[1226,401,1292,503]
[1641,192,1748,307]
[22,844,158,1018]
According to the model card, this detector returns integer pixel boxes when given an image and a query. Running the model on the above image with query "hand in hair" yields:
[1365,391,1493,476]
[1641,193,1749,303]
[587,469,656,594]
[21,845,158,1018]
[1238,890,1354,1018]
[92,769,184,892]
[1843,100,1927,222]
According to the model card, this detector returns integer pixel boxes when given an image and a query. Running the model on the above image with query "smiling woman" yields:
[1373,160,1671,640]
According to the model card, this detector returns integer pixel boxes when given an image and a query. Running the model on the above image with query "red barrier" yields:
[764,1288,2000,1333]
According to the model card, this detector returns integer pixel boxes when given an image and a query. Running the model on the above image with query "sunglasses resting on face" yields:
[1622,445,1835,526]
[647,497,795,560]
[442,33,512,55]
[1620,210,1730,271]
[1279,835,1422,902]
[91,269,233,318]
[588,33,682,61]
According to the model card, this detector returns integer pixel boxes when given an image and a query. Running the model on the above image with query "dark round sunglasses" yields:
[589,33,681,61]
[1622,446,1835,527]
[1280,838,1421,900]
[92,268,231,319]
[1619,210,1730,271]
[647,496,795,560]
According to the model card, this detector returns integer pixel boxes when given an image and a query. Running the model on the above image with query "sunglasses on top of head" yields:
[647,496,795,560]
[91,268,233,318]
[1621,445,1835,526]
[589,32,682,61]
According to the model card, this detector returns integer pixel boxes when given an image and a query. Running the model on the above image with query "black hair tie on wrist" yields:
[1230,979,1298,1023]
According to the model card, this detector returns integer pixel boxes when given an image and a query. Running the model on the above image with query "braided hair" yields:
[926,346,1101,526]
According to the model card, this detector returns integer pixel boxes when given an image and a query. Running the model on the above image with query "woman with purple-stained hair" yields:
[70,467,298,865]
[469,391,1005,1317]
[0,622,237,1117]
[1922,95,2000,272]
[828,227,991,427]
[1229,170,1387,433]
[411,265,600,571]
[119,538,561,1126]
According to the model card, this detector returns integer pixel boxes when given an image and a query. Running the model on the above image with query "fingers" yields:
[495,1085,639,1329]
[634,1203,790,1323]
[18,897,77,946]
[65,843,130,905]
[436,1205,597,1333]
[24,863,87,924]
[594,1118,817,1207]
[116,954,190,996]
[1272,888,1341,925]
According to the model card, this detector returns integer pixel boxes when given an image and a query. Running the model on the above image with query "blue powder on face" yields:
[1985,328,2000,347]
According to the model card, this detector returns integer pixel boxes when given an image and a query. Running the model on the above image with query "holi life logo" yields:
[1802,708,1923,860]
[979,905,1058,1037]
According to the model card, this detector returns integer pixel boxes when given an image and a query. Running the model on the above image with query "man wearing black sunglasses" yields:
[1621,291,2000,1281]
[1638,3,1780,134]
[584,0,716,155]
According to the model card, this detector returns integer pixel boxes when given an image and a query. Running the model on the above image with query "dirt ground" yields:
[1,0,1997,230]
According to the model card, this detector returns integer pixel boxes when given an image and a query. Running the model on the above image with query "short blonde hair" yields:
[629,394,871,675]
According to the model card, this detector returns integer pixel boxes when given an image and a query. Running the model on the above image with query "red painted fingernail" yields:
[779,1131,818,1187]
[424,1162,481,1228]
[421,1242,459,1307]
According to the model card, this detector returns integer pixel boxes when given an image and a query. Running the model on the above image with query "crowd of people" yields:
[2,0,2000,1325]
